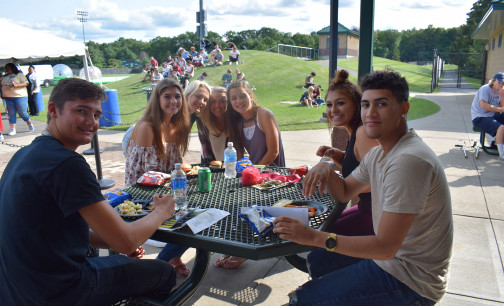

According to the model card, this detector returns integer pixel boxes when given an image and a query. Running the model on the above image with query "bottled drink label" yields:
[171,178,187,189]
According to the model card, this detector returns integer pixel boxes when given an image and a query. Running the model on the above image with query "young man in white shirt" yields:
[274,70,453,305]
[228,46,240,65]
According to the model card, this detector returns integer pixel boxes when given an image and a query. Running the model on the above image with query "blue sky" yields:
[2,0,479,43]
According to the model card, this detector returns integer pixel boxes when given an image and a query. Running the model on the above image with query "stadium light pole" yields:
[77,10,114,189]
[77,10,88,45]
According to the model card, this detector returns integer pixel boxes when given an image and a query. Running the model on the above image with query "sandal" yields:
[168,257,190,277]
[218,256,247,269]
[173,264,191,277]
[215,254,231,267]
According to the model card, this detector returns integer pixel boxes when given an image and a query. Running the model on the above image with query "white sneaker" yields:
[0,133,4,141]
[28,123,35,132]
[144,239,167,248]
[498,156,504,163]
[7,129,16,136]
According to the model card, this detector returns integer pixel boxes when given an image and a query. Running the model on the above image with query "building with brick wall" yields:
[472,0,504,82]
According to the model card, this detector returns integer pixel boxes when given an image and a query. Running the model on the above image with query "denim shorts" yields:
[473,113,504,137]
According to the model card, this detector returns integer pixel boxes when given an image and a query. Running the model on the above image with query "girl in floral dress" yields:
[124,78,192,276]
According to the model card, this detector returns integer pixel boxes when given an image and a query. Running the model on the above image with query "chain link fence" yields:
[432,50,485,91]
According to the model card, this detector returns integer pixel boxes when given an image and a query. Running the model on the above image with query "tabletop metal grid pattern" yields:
[123,167,338,247]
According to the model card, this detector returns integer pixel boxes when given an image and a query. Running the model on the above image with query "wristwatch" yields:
[325,233,338,252]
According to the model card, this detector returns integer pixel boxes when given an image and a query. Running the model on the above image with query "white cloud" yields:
[0,0,479,43]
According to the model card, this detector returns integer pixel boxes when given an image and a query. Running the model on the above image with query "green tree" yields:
[149,36,173,61]
[448,0,492,77]
[107,58,122,68]
[450,0,492,54]
[374,30,401,60]
[87,41,106,67]
[116,47,137,61]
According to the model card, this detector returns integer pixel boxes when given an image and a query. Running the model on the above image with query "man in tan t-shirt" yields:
[274,70,453,305]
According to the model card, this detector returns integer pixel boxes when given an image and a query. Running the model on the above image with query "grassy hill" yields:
[36,50,440,131]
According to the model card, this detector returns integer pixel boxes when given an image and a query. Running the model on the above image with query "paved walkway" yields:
[1,70,504,305]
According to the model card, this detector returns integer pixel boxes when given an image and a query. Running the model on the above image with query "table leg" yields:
[284,254,309,273]
[159,248,211,306]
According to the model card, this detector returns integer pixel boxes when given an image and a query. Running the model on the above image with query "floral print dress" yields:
[125,141,182,186]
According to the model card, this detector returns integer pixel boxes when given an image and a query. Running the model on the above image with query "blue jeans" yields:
[81,255,176,305]
[157,243,189,262]
[5,97,30,125]
[289,249,435,305]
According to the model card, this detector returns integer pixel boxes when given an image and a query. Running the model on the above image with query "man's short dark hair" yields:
[311,72,316,76]
[47,78,106,122]
[359,70,409,103]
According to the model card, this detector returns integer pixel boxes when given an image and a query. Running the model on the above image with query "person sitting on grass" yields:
[193,52,204,67]
[0,78,177,305]
[185,58,195,78]
[189,46,198,57]
[150,69,164,86]
[212,49,224,67]
[229,46,240,65]
[222,69,233,88]
[197,72,208,81]
[300,86,315,107]
[199,49,209,65]
[305,71,316,88]
[161,62,172,78]
[312,84,325,105]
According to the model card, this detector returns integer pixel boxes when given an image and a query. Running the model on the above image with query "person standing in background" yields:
[26,65,40,116]
[0,63,34,136]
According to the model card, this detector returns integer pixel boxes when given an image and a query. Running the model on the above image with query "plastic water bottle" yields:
[171,163,188,210]
[319,156,334,194]
[224,142,237,179]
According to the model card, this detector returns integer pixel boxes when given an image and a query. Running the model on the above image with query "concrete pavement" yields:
[1,70,504,305]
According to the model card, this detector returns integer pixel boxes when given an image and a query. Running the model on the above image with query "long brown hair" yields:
[200,86,228,136]
[326,70,362,133]
[226,81,260,156]
[141,78,190,159]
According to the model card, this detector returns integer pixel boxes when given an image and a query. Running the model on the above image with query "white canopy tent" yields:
[0,18,84,63]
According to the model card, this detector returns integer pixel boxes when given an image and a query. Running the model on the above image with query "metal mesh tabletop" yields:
[123,167,343,260]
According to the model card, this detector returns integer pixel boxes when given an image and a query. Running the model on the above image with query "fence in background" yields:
[265,44,319,60]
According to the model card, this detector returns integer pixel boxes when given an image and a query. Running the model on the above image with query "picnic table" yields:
[121,167,346,305]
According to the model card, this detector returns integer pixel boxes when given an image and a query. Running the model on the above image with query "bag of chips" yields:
[239,206,275,238]
[136,171,171,186]
[236,157,253,173]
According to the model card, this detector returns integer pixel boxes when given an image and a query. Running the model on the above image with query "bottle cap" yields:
[227,142,234,147]
[174,163,182,169]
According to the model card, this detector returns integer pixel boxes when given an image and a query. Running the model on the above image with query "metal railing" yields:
[265,44,319,60]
